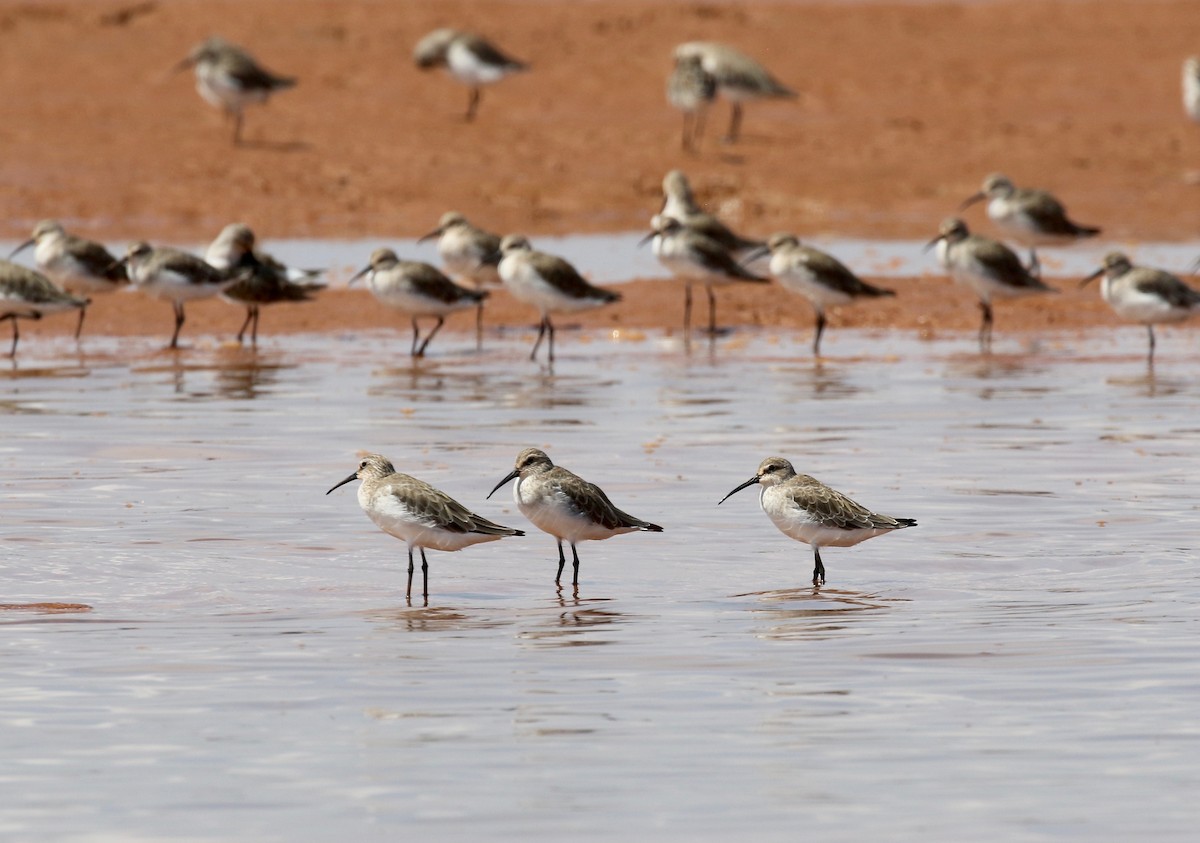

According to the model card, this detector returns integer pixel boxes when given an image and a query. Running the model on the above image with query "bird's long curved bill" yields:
[346,266,370,286]
[636,231,657,248]
[922,236,943,254]
[718,476,758,505]
[741,245,771,265]
[416,228,442,244]
[326,472,358,495]
[487,469,520,499]
[958,191,986,212]
[8,238,34,260]
[1078,267,1105,288]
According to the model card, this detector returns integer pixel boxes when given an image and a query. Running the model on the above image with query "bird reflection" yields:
[741,587,899,641]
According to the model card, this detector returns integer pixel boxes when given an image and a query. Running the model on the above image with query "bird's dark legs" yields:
[682,284,694,337]
[419,547,429,598]
[812,547,826,586]
[570,543,581,586]
[531,316,548,361]
[250,307,260,346]
[415,316,445,357]
[169,302,185,349]
[1147,325,1157,363]
[409,318,421,357]
[546,316,556,362]
[74,306,87,340]
[813,311,827,357]
[724,102,744,143]
[466,87,481,122]
[236,307,254,344]
[232,108,245,145]
[3,314,18,357]
[406,547,415,599]
[978,300,993,352]
[705,284,718,335]
[555,539,567,584]
[475,302,485,351]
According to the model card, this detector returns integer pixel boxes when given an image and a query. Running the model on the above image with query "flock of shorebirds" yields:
[5,28,1200,599]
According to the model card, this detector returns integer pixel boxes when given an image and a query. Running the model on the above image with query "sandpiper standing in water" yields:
[672,42,796,143]
[206,223,325,345]
[328,453,524,600]
[176,36,296,144]
[927,217,1056,352]
[9,220,126,338]
[1081,252,1200,362]
[120,242,233,349]
[720,457,916,587]
[667,53,716,152]
[414,29,527,121]
[0,261,88,356]
[497,235,620,363]
[659,170,763,255]
[489,448,662,589]
[745,233,895,356]
[959,174,1100,276]
[348,248,485,358]
[418,212,503,348]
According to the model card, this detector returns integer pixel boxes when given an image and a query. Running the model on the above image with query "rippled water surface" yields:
[3,328,1198,841]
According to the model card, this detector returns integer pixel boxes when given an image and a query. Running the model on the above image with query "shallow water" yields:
[2,328,1199,841]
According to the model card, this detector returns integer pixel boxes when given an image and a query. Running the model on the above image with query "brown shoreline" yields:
[2,0,1198,341]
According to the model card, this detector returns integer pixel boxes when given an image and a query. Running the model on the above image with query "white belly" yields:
[514,477,631,543]
[1105,279,1195,325]
[367,275,468,318]
[362,487,499,552]
[761,486,890,549]
[499,258,599,314]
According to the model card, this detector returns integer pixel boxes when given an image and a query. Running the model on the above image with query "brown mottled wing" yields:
[222,259,318,304]
[65,235,127,282]
[799,248,893,297]
[382,475,520,536]
[966,236,1054,292]
[225,51,295,90]
[550,468,661,531]
[1131,269,1200,310]
[1,270,78,305]
[685,214,762,253]
[461,35,526,71]
[405,262,485,305]
[529,252,620,302]
[794,476,911,531]
[1017,189,1099,237]
[691,234,766,282]
[156,249,227,285]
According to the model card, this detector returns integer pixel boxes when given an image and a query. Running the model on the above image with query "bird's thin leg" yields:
[409,318,421,357]
[420,548,430,598]
[233,108,244,145]
[1147,325,1156,363]
[570,543,581,586]
[250,306,260,347]
[546,316,556,362]
[724,102,743,143]
[466,87,481,122]
[706,284,718,336]
[4,315,18,357]
[693,106,707,149]
[555,539,566,585]
[812,547,826,586]
[683,284,693,336]
[74,306,87,340]
[813,310,827,357]
[406,548,415,599]
[416,316,445,357]
[236,308,253,344]
[170,302,185,349]
[1028,248,1040,277]
[978,300,993,353]
[475,301,484,351]
[531,316,548,361]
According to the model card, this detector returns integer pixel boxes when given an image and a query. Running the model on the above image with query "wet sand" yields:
[2,0,1198,341]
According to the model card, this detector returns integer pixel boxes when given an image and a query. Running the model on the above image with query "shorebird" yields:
[745,233,895,356]
[205,223,325,345]
[667,53,716,152]
[719,457,916,587]
[120,242,233,349]
[348,248,485,358]
[926,217,1056,351]
[497,235,620,363]
[414,29,527,121]
[641,215,767,337]
[488,448,662,588]
[659,170,763,254]
[176,36,295,144]
[1081,252,1200,362]
[9,220,126,338]
[328,453,523,600]
[959,173,1100,275]
[1184,57,1200,124]
[0,260,88,356]
[418,211,502,348]
[673,42,796,143]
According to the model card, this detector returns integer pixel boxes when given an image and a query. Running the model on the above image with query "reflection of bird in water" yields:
[0,260,88,356]
[327,453,524,600]
[9,220,126,339]
[205,224,325,346]
[413,29,527,121]
[489,448,662,588]
[1081,251,1200,363]
[175,36,296,144]
[672,42,796,143]
[720,457,916,587]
